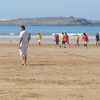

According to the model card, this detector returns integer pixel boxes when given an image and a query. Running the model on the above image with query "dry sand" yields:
[0,42,100,100]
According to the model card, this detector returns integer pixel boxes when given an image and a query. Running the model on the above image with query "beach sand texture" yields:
[0,43,100,100]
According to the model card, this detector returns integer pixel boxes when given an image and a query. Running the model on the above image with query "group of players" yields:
[54,32,89,48]
[36,32,100,49]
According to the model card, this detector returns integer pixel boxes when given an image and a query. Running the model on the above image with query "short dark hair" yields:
[83,33,86,35]
[20,25,25,30]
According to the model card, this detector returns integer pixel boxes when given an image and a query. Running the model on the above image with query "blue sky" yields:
[0,0,100,19]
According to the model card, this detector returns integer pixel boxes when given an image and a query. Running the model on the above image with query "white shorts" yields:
[38,40,41,42]
[83,41,87,44]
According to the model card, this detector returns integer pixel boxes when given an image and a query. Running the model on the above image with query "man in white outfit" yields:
[18,26,31,65]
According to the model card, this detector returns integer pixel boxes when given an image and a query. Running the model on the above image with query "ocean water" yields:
[0,25,100,36]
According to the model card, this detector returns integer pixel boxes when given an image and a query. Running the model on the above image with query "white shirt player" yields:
[19,30,30,56]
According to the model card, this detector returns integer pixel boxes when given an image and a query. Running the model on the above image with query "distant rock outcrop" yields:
[0,17,99,26]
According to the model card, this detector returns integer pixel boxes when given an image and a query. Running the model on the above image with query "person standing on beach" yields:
[95,33,99,46]
[61,33,66,48]
[18,26,31,66]
[54,34,61,47]
[54,34,59,45]
[82,33,88,48]
[37,33,42,45]
[64,33,70,48]
[75,34,80,46]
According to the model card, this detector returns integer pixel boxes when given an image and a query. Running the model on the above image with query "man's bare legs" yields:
[20,55,27,66]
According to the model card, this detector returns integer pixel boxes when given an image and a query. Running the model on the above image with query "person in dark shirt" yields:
[96,33,99,46]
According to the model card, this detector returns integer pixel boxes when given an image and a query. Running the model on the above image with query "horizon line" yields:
[0,16,99,20]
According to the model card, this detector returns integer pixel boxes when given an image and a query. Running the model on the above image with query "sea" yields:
[0,25,100,36]
[0,25,100,43]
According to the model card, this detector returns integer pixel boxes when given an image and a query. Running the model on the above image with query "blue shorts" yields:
[62,41,65,44]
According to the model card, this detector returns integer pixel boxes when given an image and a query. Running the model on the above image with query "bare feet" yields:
[22,63,27,66]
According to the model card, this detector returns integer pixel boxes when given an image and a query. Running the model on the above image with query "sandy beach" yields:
[0,41,100,100]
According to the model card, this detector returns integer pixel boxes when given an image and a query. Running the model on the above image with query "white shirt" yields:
[20,30,29,45]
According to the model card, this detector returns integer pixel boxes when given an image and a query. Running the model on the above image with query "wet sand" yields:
[0,43,100,100]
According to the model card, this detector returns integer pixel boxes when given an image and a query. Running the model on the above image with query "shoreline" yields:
[0,35,96,44]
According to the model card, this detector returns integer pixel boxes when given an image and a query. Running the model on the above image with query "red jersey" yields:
[54,34,59,41]
[64,34,69,42]
[82,35,88,42]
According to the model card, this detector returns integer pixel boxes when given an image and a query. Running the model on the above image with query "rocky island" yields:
[0,16,100,26]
